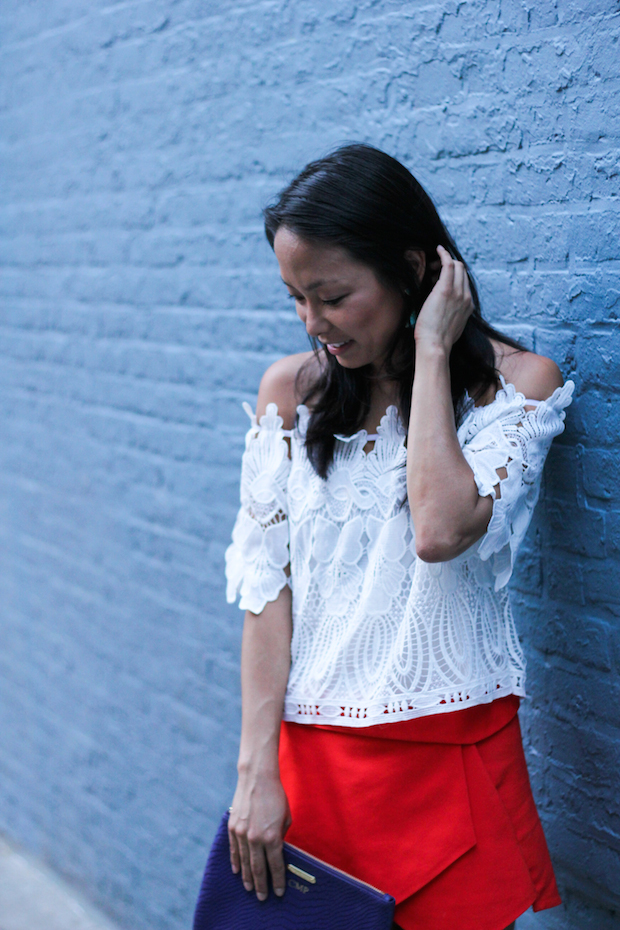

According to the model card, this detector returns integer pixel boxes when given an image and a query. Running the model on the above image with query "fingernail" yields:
[257,892,267,902]
[275,887,285,897]
[231,866,239,874]
[243,882,252,892]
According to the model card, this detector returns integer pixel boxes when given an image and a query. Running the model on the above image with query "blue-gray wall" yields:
[1,2,619,928]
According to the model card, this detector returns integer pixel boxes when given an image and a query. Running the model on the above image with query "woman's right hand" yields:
[228,772,292,901]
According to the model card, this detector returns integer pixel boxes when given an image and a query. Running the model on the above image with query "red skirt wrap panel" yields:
[279,697,560,930]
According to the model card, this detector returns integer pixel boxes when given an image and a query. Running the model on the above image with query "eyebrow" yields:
[281,278,340,291]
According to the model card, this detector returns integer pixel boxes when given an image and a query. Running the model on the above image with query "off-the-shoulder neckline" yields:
[295,402,401,444]
[293,375,574,441]
[248,376,575,439]
[464,373,574,412]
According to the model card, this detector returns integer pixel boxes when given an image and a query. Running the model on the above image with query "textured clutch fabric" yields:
[193,811,396,930]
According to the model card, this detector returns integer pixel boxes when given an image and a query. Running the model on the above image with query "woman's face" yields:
[274,227,405,372]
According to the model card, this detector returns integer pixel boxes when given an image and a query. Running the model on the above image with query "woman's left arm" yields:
[407,246,562,563]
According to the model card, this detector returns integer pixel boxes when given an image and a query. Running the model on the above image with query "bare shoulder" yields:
[493,341,564,402]
[256,351,318,428]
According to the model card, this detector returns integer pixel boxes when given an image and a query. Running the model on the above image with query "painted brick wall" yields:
[0,2,618,928]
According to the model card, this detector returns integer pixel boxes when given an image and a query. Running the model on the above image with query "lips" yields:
[325,339,353,356]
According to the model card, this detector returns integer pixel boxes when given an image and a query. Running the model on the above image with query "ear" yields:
[404,249,426,284]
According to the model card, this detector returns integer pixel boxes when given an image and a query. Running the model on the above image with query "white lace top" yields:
[225,375,574,728]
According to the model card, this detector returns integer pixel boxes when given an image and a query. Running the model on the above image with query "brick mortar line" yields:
[1,5,616,59]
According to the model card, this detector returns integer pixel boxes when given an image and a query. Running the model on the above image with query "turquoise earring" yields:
[403,288,415,328]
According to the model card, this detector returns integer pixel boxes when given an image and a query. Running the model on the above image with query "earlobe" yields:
[404,249,426,283]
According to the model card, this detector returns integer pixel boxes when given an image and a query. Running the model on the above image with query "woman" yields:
[224,144,573,930]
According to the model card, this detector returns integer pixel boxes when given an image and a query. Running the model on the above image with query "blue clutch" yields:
[193,811,396,930]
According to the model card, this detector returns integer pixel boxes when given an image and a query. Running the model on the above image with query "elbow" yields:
[412,499,493,563]
[415,538,453,563]
[415,528,471,563]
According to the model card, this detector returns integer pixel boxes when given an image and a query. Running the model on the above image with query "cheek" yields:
[363,286,403,336]
[380,297,405,337]
[363,306,401,341]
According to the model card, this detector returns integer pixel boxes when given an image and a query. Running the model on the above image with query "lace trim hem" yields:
[283,677,526,728]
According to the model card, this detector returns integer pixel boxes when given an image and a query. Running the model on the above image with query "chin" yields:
[335,353,381,371]
[332,349,368,369]
[335,358,365,370]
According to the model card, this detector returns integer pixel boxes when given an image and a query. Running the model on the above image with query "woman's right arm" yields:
[228,588,293,901]
[227,353,312,900]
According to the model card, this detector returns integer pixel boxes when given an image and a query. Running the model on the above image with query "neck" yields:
[369,370,400,405]
[362,376,400,432]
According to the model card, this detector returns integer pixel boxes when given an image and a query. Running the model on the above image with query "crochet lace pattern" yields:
[225,376,574,727]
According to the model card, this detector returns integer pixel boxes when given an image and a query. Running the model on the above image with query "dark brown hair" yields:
[264,143,523,477]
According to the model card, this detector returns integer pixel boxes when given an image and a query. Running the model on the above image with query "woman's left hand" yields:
[414,245,474,353]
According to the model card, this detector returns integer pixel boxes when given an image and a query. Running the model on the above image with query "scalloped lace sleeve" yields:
[459,379,575,591]
[225,402,292,614]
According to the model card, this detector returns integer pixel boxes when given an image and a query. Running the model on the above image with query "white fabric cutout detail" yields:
[225,402,292,614]
[225,379,574,727]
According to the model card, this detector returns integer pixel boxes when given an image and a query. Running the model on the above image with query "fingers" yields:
[228,781,290,900]
[462,267,473,309]
[452,260,474,310]
[436,244,455,291]
[234,823,255,893]
[416,246,474,349]
[228,815,256,893]
[248,839,270,900]
[436,246,473,308]
[452,259,465,300]
[229,819,286,901]
[265,840,286,898]
[228,823,240,875]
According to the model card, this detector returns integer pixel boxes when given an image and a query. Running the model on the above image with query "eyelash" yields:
[287,295,347,306]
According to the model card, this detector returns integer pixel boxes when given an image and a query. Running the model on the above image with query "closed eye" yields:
[286,293,347,306]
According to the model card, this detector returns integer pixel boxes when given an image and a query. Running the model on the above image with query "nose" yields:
[299,300,327,338]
